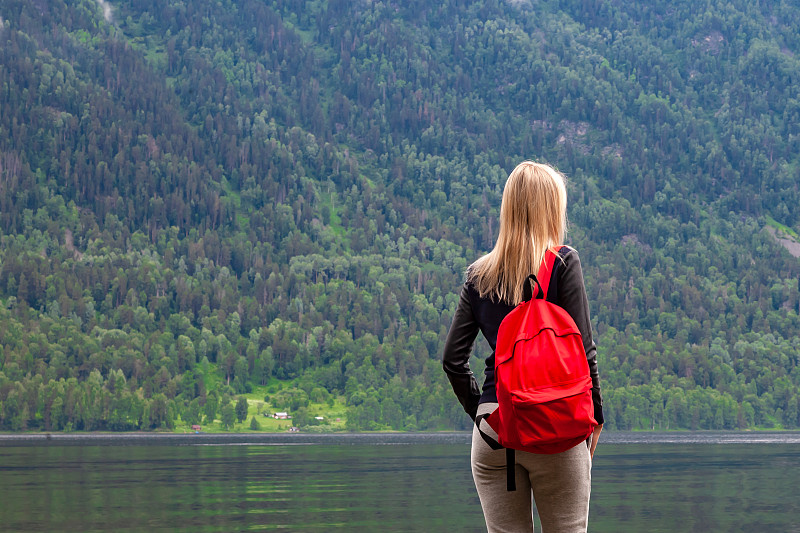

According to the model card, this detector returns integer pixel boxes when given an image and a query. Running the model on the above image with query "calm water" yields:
[1,432,799,532]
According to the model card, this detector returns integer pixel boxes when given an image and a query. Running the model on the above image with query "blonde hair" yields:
[467,161,567,304]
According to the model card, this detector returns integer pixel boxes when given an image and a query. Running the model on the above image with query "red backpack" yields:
[477,247,598,491]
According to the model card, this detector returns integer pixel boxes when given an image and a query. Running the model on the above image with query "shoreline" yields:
[2,430,800,446]
[0,431,472,447]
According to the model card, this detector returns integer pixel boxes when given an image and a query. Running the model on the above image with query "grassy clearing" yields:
[765,215,799,240]
[172,398,347,434]
[200,361,225,391]
[317,191,347,239]
[176,373,349,433]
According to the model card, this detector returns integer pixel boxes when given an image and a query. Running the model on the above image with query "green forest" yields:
[1,0,799,433]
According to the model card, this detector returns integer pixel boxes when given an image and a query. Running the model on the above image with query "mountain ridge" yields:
[0,0,799,433]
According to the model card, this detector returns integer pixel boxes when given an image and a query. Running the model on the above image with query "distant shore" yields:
[2,431,800,446]
[0,432,472,446]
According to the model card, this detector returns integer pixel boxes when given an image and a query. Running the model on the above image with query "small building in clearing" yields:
[273,412,291,420]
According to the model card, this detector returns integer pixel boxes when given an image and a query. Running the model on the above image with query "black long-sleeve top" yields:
[442,246,604,425]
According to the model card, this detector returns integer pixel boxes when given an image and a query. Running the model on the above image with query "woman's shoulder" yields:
[463,276,517,312]
[552,246,586,285]
[555,244,578,257]
[462,277,479,300]
[462,275,494,304]
[555,245,583,264]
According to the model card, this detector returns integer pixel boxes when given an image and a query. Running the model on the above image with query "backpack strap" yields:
[521,247,562,302]
[475,414,517,492]
[505,449,516,491]
[475,413,502,450]
[535,246,562,299]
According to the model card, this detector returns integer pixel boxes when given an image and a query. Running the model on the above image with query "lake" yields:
[1,432,799,532]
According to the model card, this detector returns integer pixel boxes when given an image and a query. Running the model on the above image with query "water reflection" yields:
[0,443,485,532]
[0,435,799,532]
[592,443,800,532]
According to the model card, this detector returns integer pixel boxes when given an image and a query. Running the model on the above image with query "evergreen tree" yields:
[221,403,236,430]
[235,397,248,423]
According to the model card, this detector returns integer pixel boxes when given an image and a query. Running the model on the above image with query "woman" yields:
[442,161,604,533]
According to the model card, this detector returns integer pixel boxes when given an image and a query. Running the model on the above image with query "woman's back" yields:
[441,161,604,533]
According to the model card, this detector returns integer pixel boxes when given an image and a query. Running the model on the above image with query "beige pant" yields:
[471,403,592,533]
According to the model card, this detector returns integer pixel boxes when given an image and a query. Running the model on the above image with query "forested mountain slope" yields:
[1,0,799,431]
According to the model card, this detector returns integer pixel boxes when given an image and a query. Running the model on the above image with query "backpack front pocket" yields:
[509,378,595,452]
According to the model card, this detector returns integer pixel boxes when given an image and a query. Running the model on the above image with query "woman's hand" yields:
[588,424,603,459]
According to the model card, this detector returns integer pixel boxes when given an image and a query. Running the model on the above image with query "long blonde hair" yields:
[467,161,567,304]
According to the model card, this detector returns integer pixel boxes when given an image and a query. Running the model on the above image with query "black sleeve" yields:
[557,249,605,425]
[442,285,482,421]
